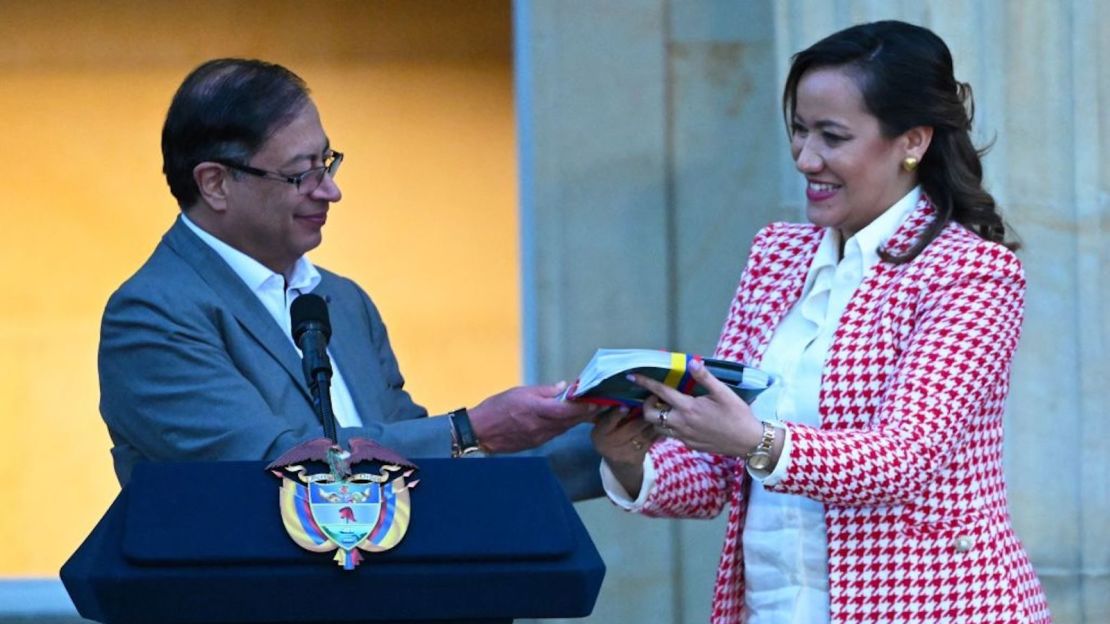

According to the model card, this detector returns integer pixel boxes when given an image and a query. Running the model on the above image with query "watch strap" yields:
[745,421,776,469]
[448,407,482,457]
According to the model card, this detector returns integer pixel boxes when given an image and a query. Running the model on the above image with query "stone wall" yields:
[516,0,1107,621]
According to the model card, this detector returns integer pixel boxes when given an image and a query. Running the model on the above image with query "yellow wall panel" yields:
[0,1,517,575]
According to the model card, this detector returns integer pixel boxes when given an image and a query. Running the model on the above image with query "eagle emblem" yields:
[267,438,419,570]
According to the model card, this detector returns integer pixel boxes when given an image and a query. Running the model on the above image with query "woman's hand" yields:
[591,407,658,496]
[634,359,763,457]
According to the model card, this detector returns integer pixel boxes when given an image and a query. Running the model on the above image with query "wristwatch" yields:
[448,407,484,458]
[745,421,777,471]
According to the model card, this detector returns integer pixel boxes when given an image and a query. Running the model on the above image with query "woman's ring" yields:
[658,406,671,427]
[630,439,645,451]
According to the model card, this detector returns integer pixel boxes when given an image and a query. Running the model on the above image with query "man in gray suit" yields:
[99,58,602,500]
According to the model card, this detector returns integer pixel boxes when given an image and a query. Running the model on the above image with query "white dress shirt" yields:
[180,214,363,428]
[603,187,921,623]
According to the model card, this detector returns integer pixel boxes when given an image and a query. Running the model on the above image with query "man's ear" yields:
[902,125,934,161]
[193,162,232,212]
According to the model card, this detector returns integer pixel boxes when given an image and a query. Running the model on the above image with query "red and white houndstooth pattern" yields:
[638,198,1052,623]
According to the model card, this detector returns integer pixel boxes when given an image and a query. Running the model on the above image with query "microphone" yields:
[290,294,337,443]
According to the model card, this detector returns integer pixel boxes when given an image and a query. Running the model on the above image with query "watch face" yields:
[749,453,770,471]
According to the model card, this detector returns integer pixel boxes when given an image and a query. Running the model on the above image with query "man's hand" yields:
[468,382,600,453]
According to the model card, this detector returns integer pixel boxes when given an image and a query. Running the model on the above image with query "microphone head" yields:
[291,294,332,343]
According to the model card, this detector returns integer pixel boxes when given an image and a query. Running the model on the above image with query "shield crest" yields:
[269,438,419,570]
[308,481,381,550]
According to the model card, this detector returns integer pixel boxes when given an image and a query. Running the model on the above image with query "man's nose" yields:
[312,173,342,202]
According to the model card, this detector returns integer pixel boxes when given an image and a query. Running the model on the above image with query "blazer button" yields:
[952,536,974,553]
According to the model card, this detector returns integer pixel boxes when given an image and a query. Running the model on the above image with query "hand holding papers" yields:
[561,348,776,415]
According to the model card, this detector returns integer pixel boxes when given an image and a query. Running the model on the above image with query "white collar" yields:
[815,185,922,271]
[802,185,922,303]
[180,213,321,294]
[849,185,921,267]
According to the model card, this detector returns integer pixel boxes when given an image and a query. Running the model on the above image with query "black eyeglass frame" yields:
[215,151,344,193]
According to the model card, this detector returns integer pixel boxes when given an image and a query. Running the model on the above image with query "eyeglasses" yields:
[216,151,343,195]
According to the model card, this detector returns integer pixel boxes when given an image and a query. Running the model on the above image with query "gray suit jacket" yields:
[99,218,601,500]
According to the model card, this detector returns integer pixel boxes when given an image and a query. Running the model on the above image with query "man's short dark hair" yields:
[161,58,311,209]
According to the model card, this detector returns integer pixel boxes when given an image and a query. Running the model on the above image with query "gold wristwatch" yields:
[745,421,776,471]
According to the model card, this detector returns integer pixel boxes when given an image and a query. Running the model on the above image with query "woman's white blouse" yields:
[602,187,921,623]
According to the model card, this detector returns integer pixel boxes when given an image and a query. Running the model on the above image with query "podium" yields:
[62,458,605,623]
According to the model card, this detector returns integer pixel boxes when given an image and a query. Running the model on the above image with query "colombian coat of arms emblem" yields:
[267,438,419,570]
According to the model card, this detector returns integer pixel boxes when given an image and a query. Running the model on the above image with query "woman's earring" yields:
[902,156,919,172]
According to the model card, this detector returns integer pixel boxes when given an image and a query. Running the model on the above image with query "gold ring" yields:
[630,439,645,451]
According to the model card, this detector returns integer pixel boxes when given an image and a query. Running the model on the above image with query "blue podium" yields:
[62,458,605,623]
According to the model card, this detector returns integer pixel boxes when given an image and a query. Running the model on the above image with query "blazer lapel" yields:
[163,217,313,402]
[820,196,938,426]
[832,194,938,332]
[748,227,823,366]
[311,280,380,422]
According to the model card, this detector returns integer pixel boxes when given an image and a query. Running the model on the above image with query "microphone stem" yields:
[312,371,338,443]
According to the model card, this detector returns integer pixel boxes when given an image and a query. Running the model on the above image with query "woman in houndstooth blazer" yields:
[593,21,1051,624]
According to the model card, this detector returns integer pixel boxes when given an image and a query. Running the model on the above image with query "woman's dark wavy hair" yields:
[162,58,310,209]
[783,20,1017,262]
